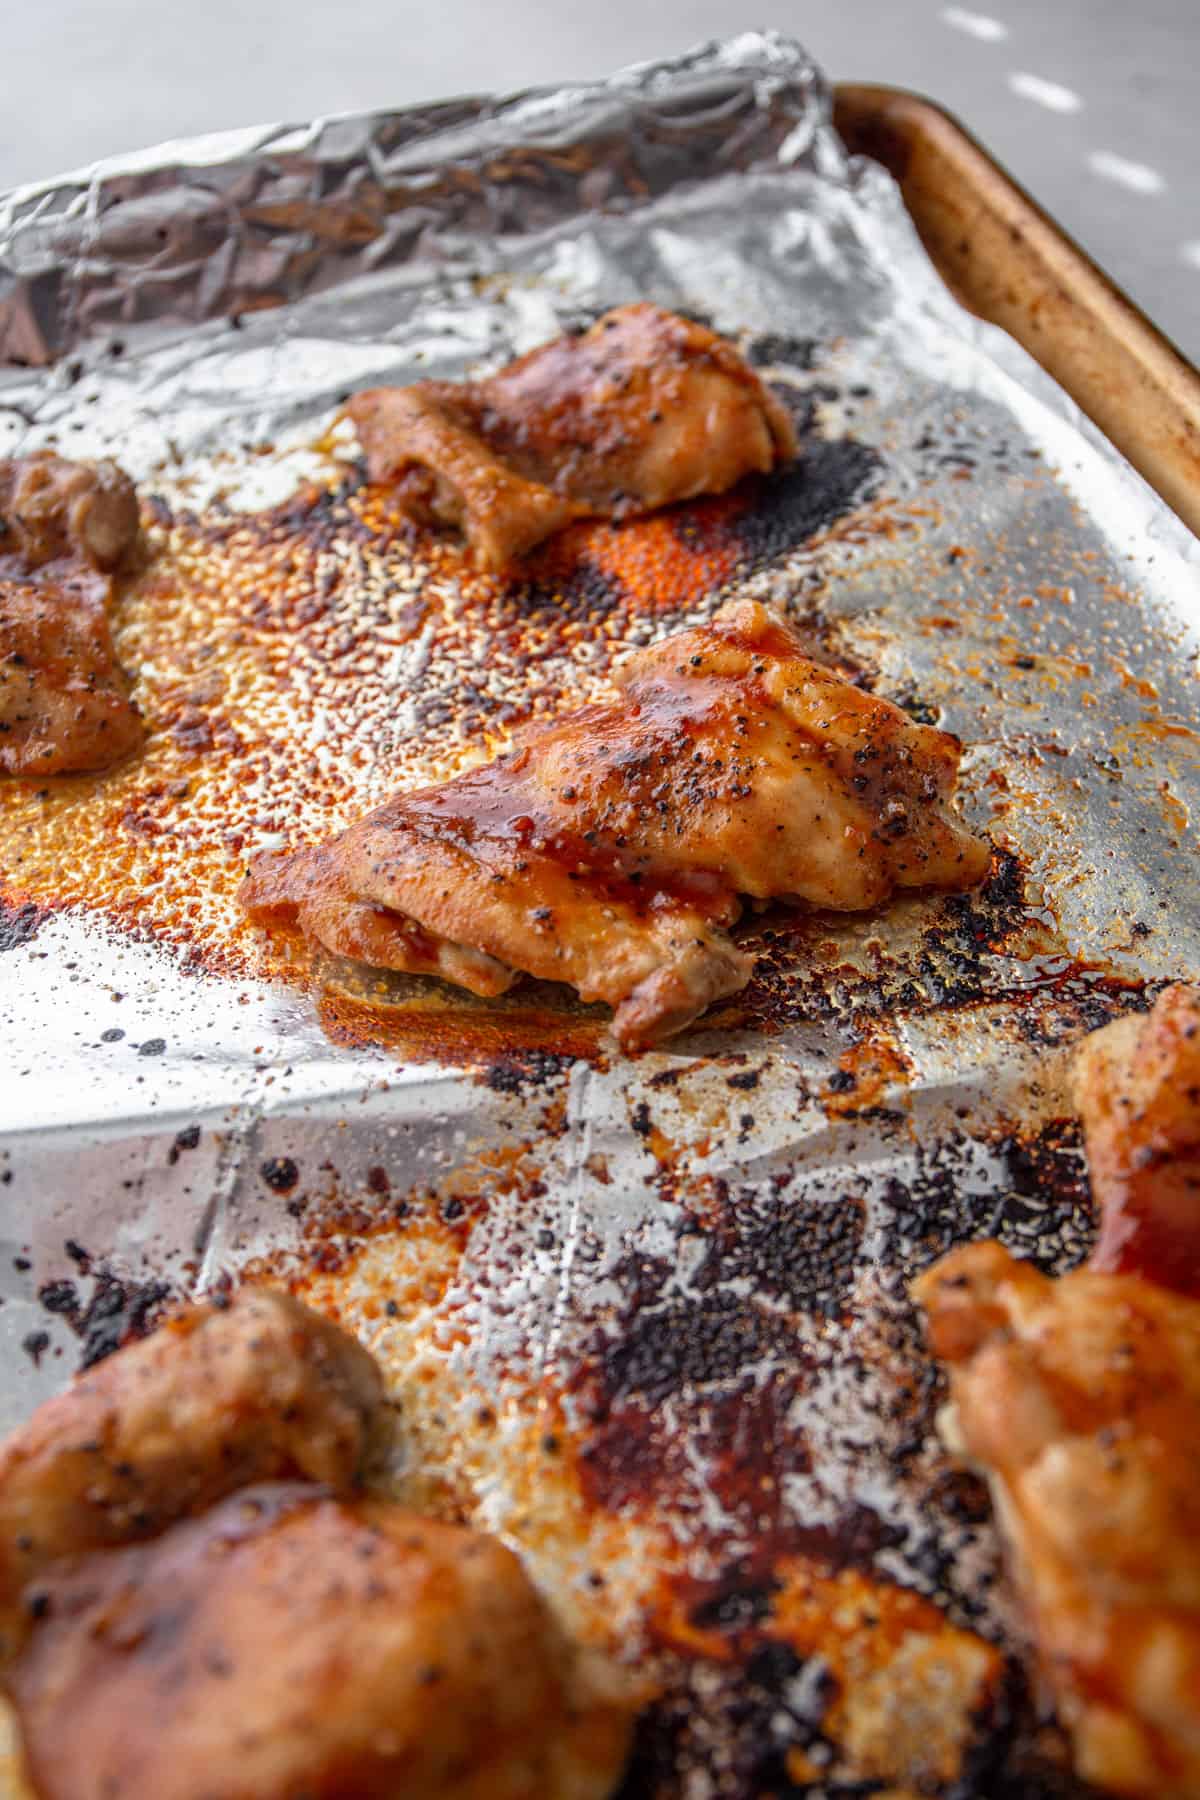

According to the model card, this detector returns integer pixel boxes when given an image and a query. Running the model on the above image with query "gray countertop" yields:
[3,0,1197,359]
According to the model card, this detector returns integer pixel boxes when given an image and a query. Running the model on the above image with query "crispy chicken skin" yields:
[10,1486,629,1800]
[242,599,990,1049]
[915,1242,1200,1797]
[0,453,144,777]
[347,303,798,571]
[0,1289,383,1659]
[1072,985,1200,1296]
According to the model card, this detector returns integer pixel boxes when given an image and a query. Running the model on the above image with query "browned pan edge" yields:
[833,82,1200,541]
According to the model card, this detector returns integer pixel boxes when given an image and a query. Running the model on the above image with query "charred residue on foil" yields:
[630,1560,1022,1799]
[36,1263,173,1369]
[254,1087,1101,1795]
[563,1115,1092,1560]
[0,896,43,951]
[620,1555,1097,1799]
[4,1238,178,1371]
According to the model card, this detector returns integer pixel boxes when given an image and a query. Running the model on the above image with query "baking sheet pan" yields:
[1,31,1198,1797]
[832,82,1200,542]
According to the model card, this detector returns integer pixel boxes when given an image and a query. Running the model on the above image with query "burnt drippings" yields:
[481,1047,576,1096]
[986,1726,1107,1800]
[907,406,1034,483]
[573,1178,917,1568]
[192,470,380,566]
[724,439,883,567]
[260,1156,300,1193]
[737,847,1157,1041]
[735,853,1036,1032]
[564,1100,1097,1713]
[686,1542,1094,1797]
[595,1286,803,1412]
[20,1331,50,1368]
[877,1118,1094,1281]
[983,1119,1094,1273]
[744,332,822,372]
[514,557,629,629]
[575,1231,814,1535]
[1008,974,1159,1050]
[288,1145,540,1279]
[614,1569,1027,1800]
[36,1263,172,1369]
[689,1179,867,1319]
[0,897,43,951]
[895,691,943,725]
[266,1063,1107,1799]
[582,1364,813,1542]
[167,1123,201,1165]
[912,856,1040,1011]
[614,1641,837,1800]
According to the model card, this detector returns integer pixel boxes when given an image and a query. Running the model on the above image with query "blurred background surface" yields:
[2,0,1196,356]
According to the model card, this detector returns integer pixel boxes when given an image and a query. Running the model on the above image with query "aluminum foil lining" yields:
[1,32,1198,1799]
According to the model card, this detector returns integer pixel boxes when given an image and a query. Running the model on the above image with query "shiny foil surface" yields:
[0,32,1197,1798]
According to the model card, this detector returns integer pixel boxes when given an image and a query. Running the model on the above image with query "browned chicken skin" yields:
[915,986,1200,1796]
[916,1243,1200,1797]
[0,574,144,777]
[242,599,990,1049]
[347,304,798,571]
[0,452,144,777]
[0,1288,383,1660]
[11,1486,628,1800]
[1072,984,1200,1296]
[0,1290,631,1800]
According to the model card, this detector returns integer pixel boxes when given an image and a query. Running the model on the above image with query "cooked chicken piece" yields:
[0,573,144,776]
[0,1289,630,1798]
[0,453,139,574]
[8,1484,630,1800]
[915,1241,1200,1797]
[242,599,989,1049]
[0,452,144,777]
[1072,985,1200,1296]
[0,1289,383,1660]
[249,848,522,998]
[347,303,798,571]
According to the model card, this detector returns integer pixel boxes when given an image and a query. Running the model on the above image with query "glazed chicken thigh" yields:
[916,987,1200,1797]
[0,574,144,777]
[0,1288,383,1660]
[242,599,990,1048]
[347,304,798,571]
[11,1488,626,1800]
[0,452,143,777]
[916,1242,1200,1797]
[0,1289,630,1800]
[1072,983,1200,1295]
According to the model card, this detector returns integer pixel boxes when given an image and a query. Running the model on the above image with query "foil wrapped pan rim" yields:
[0,29,837,369]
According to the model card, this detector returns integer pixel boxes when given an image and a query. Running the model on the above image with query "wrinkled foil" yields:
[1,31,1198,1798]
